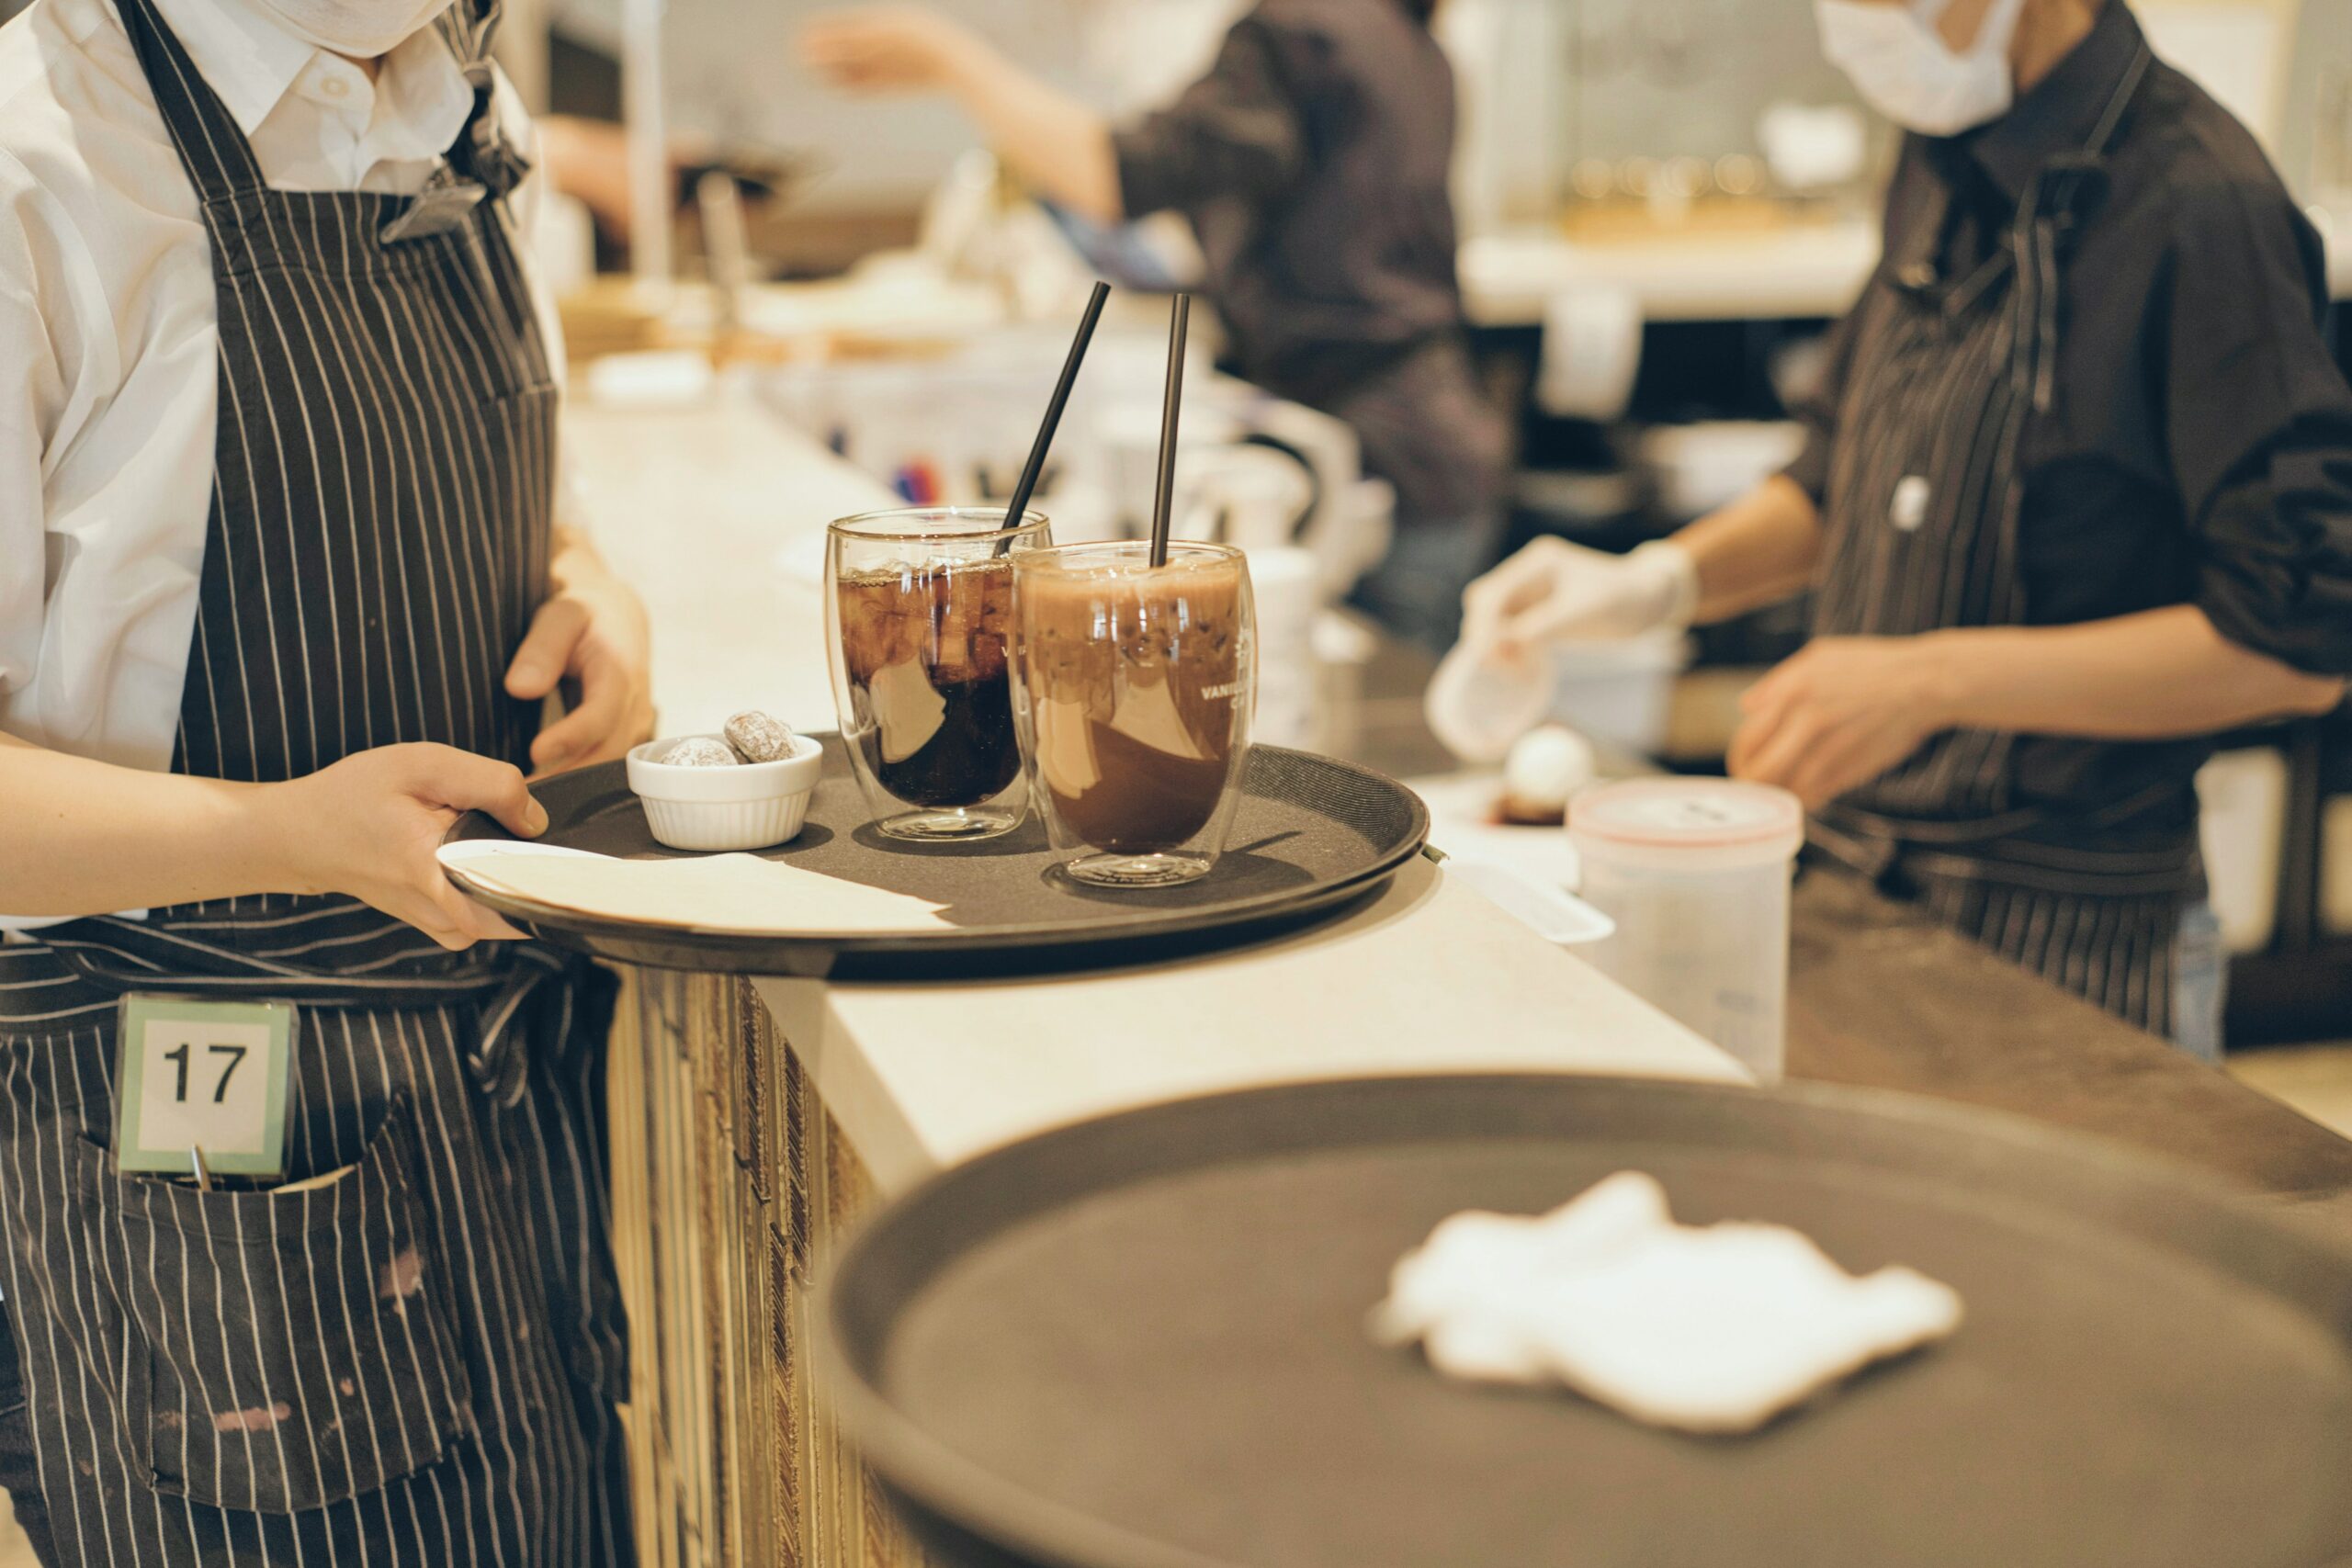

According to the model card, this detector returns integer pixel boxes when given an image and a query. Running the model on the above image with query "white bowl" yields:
[625,732,823,852]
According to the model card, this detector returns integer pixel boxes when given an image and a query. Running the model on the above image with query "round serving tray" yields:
[442,739,1429,978]
[820,1075,2352,1568]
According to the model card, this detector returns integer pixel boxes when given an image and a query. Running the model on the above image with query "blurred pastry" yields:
[1498,725,1597,826]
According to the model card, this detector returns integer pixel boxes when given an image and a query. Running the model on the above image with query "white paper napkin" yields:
[1371,1171,1963,1434]
[438,842,952,934]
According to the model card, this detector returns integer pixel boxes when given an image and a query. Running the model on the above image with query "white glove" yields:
[1461,537,1700,650]
[1425,638,1553,764]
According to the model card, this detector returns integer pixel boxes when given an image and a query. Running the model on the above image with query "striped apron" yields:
[0,0,634,1561]
[1804,46,2201,1040]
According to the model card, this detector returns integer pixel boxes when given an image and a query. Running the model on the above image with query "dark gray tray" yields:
[442,739,1427,978]
[820,1075,2352,1568]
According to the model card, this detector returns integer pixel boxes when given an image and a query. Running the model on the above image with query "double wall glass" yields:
[825,507,1051,841]
[1009,541,1256,887]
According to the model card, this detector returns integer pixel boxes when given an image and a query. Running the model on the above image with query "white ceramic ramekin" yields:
[625,732,823,852]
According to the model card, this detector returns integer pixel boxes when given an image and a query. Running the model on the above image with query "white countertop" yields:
[1462,220,1883,327]
[751,858,1741,1195]
[567,384,1745,1194]
[569,382,845,739]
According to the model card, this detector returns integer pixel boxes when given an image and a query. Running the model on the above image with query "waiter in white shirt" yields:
[0,0,651,1557]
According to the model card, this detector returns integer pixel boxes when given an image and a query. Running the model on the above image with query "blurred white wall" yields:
[551,0,1238,215]
[625,0,1860,223]
[539,0,2352,227]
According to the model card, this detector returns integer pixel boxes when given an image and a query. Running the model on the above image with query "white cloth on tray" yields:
[1370,1170,1963,1434]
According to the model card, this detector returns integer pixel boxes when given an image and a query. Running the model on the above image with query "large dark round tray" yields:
[443,739,1428,978]
[820,1074,2352,1568]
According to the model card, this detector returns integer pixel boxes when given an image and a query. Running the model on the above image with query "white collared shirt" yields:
[0,0,562,773]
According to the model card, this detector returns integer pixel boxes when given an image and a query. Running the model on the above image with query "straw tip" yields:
[1147,291,1193,569]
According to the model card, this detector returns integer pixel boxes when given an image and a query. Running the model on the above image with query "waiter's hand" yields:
[1728,636,1954,808]
[1462,538,1699,651]
[799,7,985,93]
[507,538,655,776]
[274,745,545,951]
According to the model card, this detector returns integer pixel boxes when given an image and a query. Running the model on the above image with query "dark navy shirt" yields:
[1789,0,2352,680]
[1111,0,1464,408]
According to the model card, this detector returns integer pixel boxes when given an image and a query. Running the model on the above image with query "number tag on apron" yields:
[113,997,296,1180]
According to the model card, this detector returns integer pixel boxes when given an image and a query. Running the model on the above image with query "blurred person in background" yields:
[799,0,1510,649]
[1455,0,2352,1055]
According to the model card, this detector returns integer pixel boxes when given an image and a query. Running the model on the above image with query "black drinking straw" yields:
[1148,292,1192,568]
[996,280,1112,553]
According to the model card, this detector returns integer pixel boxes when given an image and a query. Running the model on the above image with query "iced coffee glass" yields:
[1010,541,1256,887]
[826,507,1051,841]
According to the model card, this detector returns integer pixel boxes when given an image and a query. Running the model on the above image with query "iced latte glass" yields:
[826,507,1051,841]
[1010,541,1256,887]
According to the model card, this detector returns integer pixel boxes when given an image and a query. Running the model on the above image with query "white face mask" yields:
[1815,0,2028,137]
[252,0,456,58]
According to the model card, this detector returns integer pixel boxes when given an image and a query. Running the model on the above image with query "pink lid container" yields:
[1569,778,1804,872]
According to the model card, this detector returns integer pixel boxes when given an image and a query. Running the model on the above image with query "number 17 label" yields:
[114,998,295,1179]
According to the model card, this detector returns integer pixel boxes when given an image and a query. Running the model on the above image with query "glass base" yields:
[876,806,1023,842]
[1057,851,1214,888]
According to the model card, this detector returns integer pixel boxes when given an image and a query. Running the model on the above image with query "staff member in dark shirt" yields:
[1464,0,2352,1055]
[800,0,1510,648]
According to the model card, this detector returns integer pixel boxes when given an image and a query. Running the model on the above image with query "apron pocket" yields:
[94,1094,476,1514]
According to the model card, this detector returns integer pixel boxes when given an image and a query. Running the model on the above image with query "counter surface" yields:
[1789,866,2352,1204]
[752,858,1743,1194]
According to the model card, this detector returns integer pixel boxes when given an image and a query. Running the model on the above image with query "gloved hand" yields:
[1461,537,1700,651]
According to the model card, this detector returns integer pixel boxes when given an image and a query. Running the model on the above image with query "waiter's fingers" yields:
[425,878,528,946]
[1724,704,1786,778]
[1729,707,1817,792]
[424,748,548,840]
[1738,651,1811,717]
[1775,729,1874,809]
[1739,669,1790,716]
[391,886,525,951]
[505,597,591,703]
[1731,661,1811,761]
[368,877,506,952]
[529,654,635,773]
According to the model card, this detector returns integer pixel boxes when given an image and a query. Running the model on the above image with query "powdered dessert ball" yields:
[724,710,797,763]
[663,737,741,768]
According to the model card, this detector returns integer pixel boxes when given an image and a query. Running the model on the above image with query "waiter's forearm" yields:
[1928,604,2347,738]
[941,48,1122,224]
[1674,476,1826,623]
[0,732,283,915]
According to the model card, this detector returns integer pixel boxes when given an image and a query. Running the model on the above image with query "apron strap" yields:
[111,0,271,204]
[36,917,515,1004]
[38,920,574,1109]
[432,0,534,201]
[2013,45,2153,412]
[113,0,532,217]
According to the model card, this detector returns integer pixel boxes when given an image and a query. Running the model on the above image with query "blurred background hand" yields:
[798,6,987,96]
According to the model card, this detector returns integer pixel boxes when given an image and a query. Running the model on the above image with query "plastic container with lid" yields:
[1568,778,1805,1083]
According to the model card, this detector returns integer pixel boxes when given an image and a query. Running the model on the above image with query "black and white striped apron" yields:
[1805,46,2200,1039]
[0,0,634,1561]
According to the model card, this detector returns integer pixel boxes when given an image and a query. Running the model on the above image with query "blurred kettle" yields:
[1171,436,1319,552]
